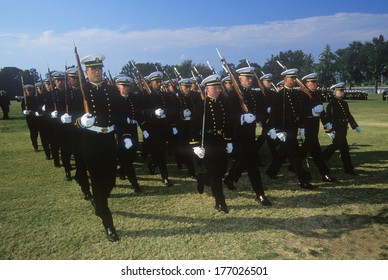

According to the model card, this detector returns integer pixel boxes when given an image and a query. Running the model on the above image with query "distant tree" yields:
[315,45,337,87]
[262,50,314,83]
[0,67,24,99]
[335,41,364,88]
[362,35,388,93]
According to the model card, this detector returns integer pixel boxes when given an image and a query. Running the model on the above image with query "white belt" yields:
[86,125,115,134]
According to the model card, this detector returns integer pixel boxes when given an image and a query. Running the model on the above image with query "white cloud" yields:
[1,12,387,74]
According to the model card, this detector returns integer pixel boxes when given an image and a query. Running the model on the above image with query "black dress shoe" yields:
[256,195,272,206]
[215,204,229,214]
[345,170,359,176]
[162,178,173,187]
[300,181,317,190]
[133,184,142,193]
[83,193,93,200]
[223,178,237,191]
[65,172,72,181]
[322,174,336,182]
[105,227,119,242]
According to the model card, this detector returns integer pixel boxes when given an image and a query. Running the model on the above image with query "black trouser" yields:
[59,124,72,173]
[256,125,279,162]
[70,126,90,195]
[26,116,39,150]
[82,131,117,229]
[36,116,51,159]
[266,127,305,182]
[322,127,354,173]
[148,127,169,180]
[117,138,139,187]
[300,118,330,176]
[225,142,265,196]
[176,123,196,176]
[201,135,227,206]
[48,119,61,166]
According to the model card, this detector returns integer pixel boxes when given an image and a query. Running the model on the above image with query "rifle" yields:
[20,74,28,110]
[206,60,228,98]
[216,48,248,113]
[276,60,313,100]
[64,63,69,113]
[74,43,89,113]
[131,60,151,94]
[193,66,203,82]
[47,66,57,111]
[191,70,205,100]
[108,70,115,86]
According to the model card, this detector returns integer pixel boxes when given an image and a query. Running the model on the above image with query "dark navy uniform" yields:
[224,78,271,206]
[21,85,39,151]
[65,67,91,198]
[34,83,51,160]
[76,53,123,242]
[176,79,202,178]
[115,76,145,193]
[190,74,233,213]
[51,72,73,180]
[299,73,334,182]
[255,74,278,163]
[142,71,177,186]
[266,68,315,189]
[322,82,360,175]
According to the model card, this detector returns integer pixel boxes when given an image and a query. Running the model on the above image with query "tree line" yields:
[1,35,387,99]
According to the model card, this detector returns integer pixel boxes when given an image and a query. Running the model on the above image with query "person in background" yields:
[0,90,11,120]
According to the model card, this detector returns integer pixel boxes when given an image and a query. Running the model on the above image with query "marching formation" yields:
[19,50,362,242]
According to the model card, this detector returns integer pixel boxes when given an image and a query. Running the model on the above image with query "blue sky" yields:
[1,0,387,75]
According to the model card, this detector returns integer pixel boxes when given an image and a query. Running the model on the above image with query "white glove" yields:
[312,104,324,117]
[61,113,72,124]
[226,142,233,154]
[51,111,58,119]
[183,109,191,119]
[80,113,95,128]
[276,132,287,142]
[299,128,305,139]
[142,130,149,139]
[193,146,205,159]
[127,117,137,125]
[124,138,133,149]
[35,111,42,117]
[23,110,31,116]
[155,108,166,118]
[268,128,277,140]
[355,127,361,133]
[324,122,333,130]
[267,107,271,114]
[42,105,46,112]
[240,113,256,125]
[327,132,335,140]
[172,127,178,135]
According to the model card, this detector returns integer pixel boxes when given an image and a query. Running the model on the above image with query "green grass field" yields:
[1,95,387,260]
